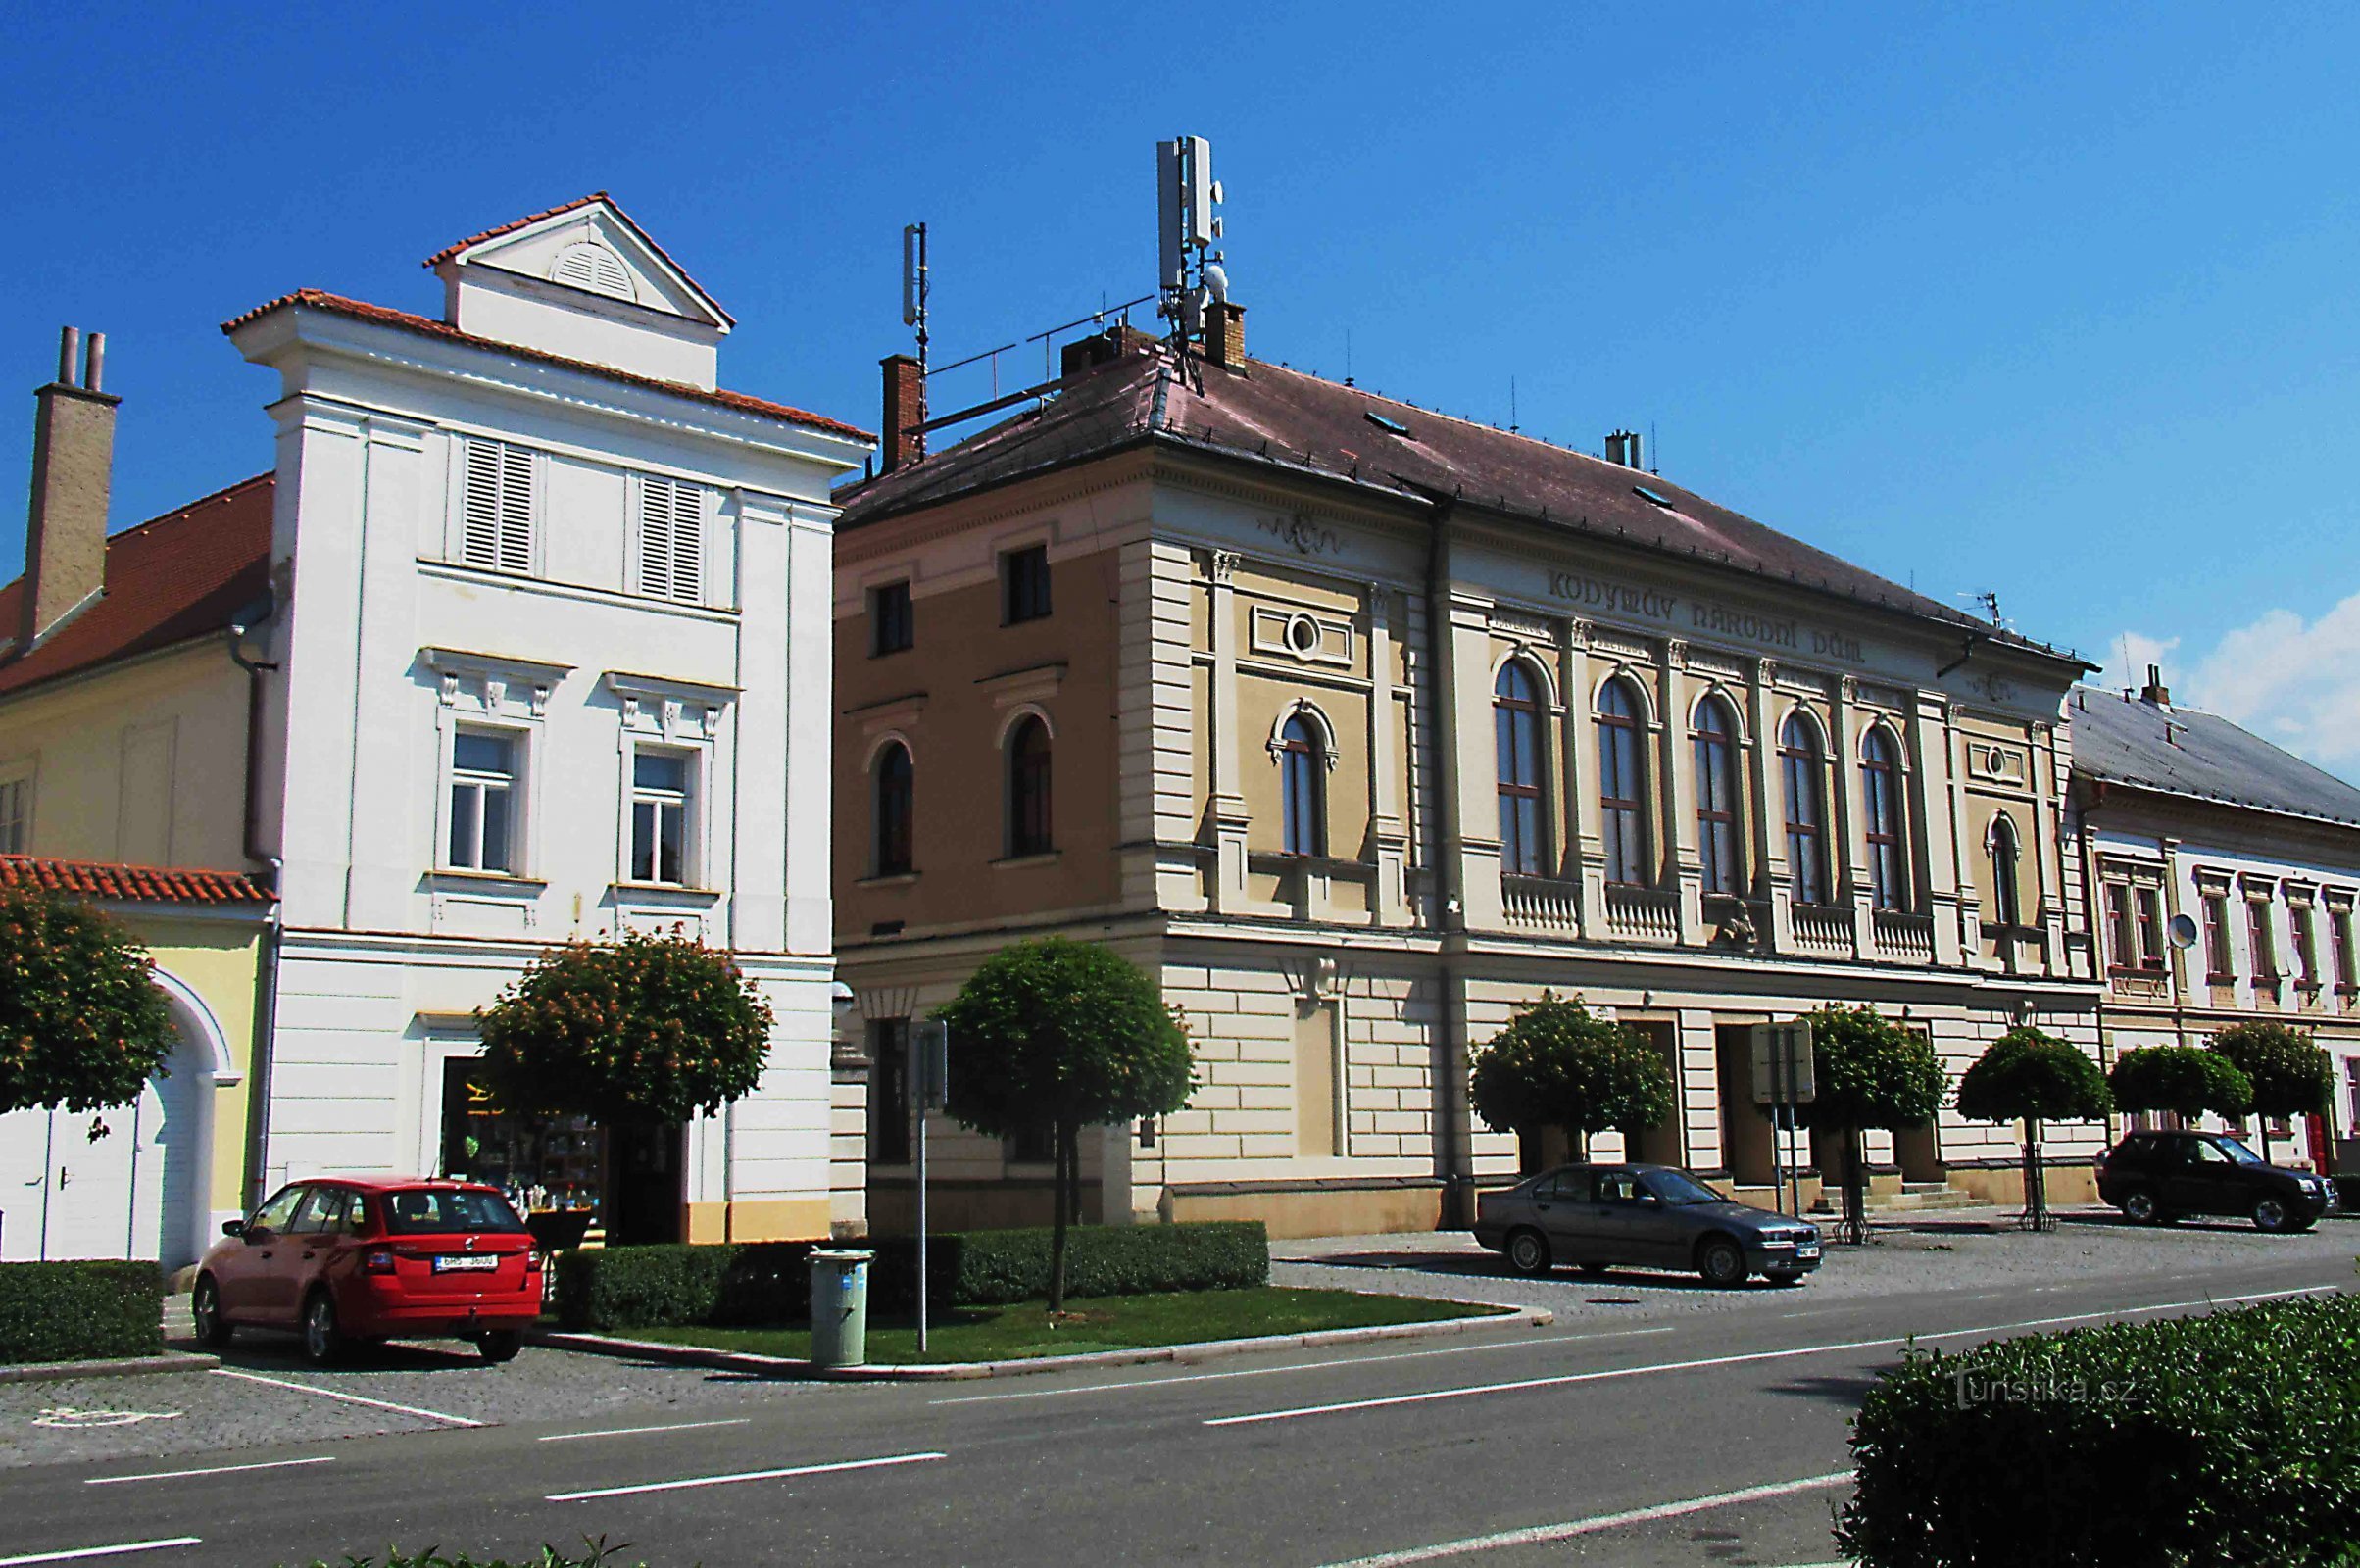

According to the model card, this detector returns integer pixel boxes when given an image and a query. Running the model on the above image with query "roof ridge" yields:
[109,470,275,539]
[422,191,611,267]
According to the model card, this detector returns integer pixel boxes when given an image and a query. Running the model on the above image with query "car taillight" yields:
[525,1250,544,1272]
[364,1249,397,1275]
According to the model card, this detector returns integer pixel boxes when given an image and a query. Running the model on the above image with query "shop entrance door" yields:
[607,1123,687,1246]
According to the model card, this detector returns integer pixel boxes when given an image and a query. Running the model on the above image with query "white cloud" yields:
[2104,594,2360,781]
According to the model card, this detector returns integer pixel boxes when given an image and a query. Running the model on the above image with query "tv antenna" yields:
[1962,589,2005,627]
[902,221,930,458]
[1155,134,1226,384]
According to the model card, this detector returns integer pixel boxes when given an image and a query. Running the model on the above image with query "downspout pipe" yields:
[1412,488,1477,1228]
[227,603,282,1208]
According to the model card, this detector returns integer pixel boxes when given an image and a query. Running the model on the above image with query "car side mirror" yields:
[242,1224,270,1244]
[221,1219,245,1238]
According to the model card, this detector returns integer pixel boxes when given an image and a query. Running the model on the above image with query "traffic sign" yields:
[1750,1021,1815,1106]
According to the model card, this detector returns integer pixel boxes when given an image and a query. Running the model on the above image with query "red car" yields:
[191,1177,542,1365]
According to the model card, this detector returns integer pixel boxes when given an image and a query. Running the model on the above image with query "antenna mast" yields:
[902,221,930,459]
[1155,135,1225,385]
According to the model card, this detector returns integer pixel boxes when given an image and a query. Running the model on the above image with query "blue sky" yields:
[4,4,2356,772]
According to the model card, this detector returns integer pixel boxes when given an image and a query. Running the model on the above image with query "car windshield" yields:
[2213,1137,2268,1165]
[380,1188,528,1235]
[1642,1170,1726,1205]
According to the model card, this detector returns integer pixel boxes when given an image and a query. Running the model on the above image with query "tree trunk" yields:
[2023,1116,2049,1232]
[2259,1122,2273,1164]
[1049,1120,1073,1315]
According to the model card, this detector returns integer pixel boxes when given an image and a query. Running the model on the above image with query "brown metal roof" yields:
[838,339,2081,662]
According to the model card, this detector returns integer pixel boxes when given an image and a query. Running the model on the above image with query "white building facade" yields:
[224,197,869,1243]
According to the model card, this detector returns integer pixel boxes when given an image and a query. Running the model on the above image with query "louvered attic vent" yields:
[461,438,535,573]
[551,241,635,302]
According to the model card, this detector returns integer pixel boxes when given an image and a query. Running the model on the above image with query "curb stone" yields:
[532,1300,1552,1381]
[0,1350,221,1385]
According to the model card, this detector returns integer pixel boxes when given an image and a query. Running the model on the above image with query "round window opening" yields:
[1287,615,1321,656]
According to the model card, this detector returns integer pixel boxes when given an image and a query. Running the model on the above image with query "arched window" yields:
[873,742,913,876]
[1779,713,1827,905]
[1007,716,1053,858]
[1597,677,1649,886]
[1693,696,1743,895]
[1861,729,1907,911]
[1495,663,1547,876]
[1280,714,1327,857]
[1989,813,2023,928]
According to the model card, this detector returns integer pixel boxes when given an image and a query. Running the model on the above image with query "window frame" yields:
[870,580,914,657]
[1692,695,1744,896]
[1860,728,1908,912]
[627,744,698,887]
[2333,905,2357,991]
[444,726,522,875]
[1005,714,1054,858]
[454,435,538,576]
[1280,713,1328,858]
[2202,888,2235,980]
[872,740,915,877]
[2293,900,2322,989]
[2247,894,2280,982]
[1988,812,2024,929]
[1001,544,1053,625]
[0,761,32,856]
[1495,662,1549,877]
[1596,676,1650,888]
[633,471,708,606]
[1778,713,1827,906]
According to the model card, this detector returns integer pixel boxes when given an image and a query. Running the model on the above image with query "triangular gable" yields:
[424,194,733,330]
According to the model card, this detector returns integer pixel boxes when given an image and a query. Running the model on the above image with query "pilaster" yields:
[1206,550,1251,909]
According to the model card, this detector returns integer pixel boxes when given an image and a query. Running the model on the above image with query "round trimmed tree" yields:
[0,883,176,1119]
[2206,1021,2332,1163]
[1795,1004,1949,1245]
[475,929,773,1245]
[936,937,1196,1312]
[1955,1028,2111,1229]
[1469,994,1674,1166]
[2109,1044,2252,1125]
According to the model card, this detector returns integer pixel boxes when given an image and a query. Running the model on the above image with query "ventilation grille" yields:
[552,241,634,301]
[461,438,534,574]
[639,475,706,604]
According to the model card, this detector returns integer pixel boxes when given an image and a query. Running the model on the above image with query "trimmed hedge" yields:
[0,1260,163,1364]
[553,1221,1267,1332]
[1839,1293,2360,1567]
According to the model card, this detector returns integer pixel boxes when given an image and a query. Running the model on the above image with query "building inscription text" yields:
[1547,570,1866,665]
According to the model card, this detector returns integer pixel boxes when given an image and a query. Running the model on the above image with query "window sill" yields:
[610,882,722,903]
[857,871,920,888]
[425,868,548,890]
[992,851,1061,870]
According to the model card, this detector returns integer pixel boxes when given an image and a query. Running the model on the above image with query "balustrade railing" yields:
[1791,904,1853,956]
[1501,875,1582,935]
[1872,909,1936,961]
[1604,884,1680,942]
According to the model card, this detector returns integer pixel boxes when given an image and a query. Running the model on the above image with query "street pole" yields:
[1769,1041,1787,1216]
[910,1019,947,1355]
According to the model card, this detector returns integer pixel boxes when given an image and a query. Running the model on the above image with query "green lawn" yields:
[626,1286,1502,1364]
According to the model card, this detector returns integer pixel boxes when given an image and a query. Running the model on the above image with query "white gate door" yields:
[0,1047,205,1267]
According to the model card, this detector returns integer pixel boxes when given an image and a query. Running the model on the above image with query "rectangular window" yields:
[2347,1058,2360,1129]
[2295,903,2321,987]
[2334,908,2356,990]
[447,730,517,872]
[629,750,693,885]
[868,1018,911,1167]
[460,437,534,574]
[0,773,28,855]
[637,474,705,604]
[2105,883,2137,971]
[2248,898,2279,981]
[1006,1124,1056,1165]
[1002,544,1051,624]
[2135,887,2165,970]
[870,581,913,656]
[2202,890,2233,979]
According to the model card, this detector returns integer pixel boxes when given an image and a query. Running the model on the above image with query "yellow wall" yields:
[131,912,266,1220]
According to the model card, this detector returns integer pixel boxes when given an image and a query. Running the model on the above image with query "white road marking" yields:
[0,1540,202,1566]
[86,1456,335,1486]
[547,1450,946,1502]
[540,1417,754,1443]
[208,1368,484,1428]
[1208,1284,2342,1427]
[1315,1473,1852,1565]
[929,1327,1677,1406]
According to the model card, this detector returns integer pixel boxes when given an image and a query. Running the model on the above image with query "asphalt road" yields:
[1,1221,2350,1568]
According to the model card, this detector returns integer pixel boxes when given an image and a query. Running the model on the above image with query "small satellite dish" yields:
[1204,261,1229,305]
[2167,913,2199,950]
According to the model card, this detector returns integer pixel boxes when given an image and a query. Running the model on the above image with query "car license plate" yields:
[1796,1243,1821,1260]
[432,1253,499,1273]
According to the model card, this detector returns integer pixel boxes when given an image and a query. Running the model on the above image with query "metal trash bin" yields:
[808,1249,874,1370]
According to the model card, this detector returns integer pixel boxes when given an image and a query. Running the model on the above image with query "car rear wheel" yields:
[2119,1188,2164,1226]
[190,1276,232,1349]
[2253,1196,2296,1234]
[1696,1236,1748,1289]
[1504,1228,1552,1277]
[301,1290,346,1366]
[475,1329,523,1364]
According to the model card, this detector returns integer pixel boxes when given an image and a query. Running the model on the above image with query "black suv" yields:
[2095,1130,2335,1233]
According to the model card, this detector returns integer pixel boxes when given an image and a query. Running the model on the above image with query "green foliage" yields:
[300,1542,640,1568]
[2207,1021,2333,1122]
[1954,1029,2111,1125]
[474,929,773,1127]
[0,885,177,1116]
[552,1222,1269,1332]
[1468,993,1674,1147]
[2108,1044,2252,1119]
[1838,1293,2360,1567]
[936,938,1197,1142]
[0,1260,163,1364]
[1794,1004,1948,1134]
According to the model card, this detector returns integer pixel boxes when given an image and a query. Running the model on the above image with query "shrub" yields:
[0,884,178,1116]
[0,1260,163,1364]
[552,1221,1268,1332]
[1838,1293,2360,1567]
[2109,1043,2251,1120]
[1469,993,1674,1159]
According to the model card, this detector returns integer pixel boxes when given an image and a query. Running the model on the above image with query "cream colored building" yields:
[835,318,2104,1238]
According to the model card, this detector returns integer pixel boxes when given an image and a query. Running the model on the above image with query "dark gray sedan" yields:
[1472,1163,1822,1288]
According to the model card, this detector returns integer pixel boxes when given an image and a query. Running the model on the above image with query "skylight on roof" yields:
[1633,485,1674,509]
[1364,411,1411,438]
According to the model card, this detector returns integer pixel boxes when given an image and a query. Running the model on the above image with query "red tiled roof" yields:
[0,855,275,906]
[0,473,273,698]
[420,191,736,328]
[222,290,870,443]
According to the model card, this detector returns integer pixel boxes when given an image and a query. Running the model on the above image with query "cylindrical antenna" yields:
[57,325,79,386]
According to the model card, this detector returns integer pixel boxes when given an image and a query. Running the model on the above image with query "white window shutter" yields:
[462,438,534,574]
[639,476,704,603]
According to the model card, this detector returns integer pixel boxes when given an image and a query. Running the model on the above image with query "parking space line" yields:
[930,1327,1676,1406]
[1206,1285,2343,1427]
[208,1368,484,1427]
[0,1540,202,1566]
[86,1456,334,1486]
[1314,1472,1851,1566]
[539,1417,753,1443]
[547,1450,946,1502]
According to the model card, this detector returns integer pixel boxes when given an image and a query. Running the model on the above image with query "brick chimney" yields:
[879,354,923,473]
[1205,301,1247,371]
[18,326,117,652]
[2139,663,2172,709]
